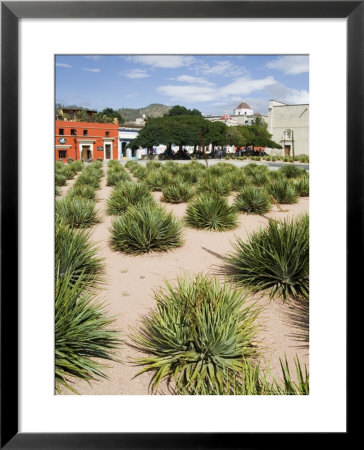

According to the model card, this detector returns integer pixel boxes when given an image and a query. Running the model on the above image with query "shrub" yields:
[292,175,309,197]
[227,170,250,191]
[56,197,99,228]
[55,173,67,187]
[55,185,61,196]
[67,157,74,163]
[70,160,84,172]
[75,173,101,189]
[106,170,130,186]
[130,274,258,393]
[225,214,309,300]
[269,178,298,204]
[68,184,96,201]
[110,202,182,254]
[185,194,238,231]
[176,356,308,395]
[55,221,103,287]
[145,170,172,191]
[55,271,120,393]
[279,164,306,179]
[57,166,75,180]
[198,176,232,196]
[107,182,153,216]
[161,182,194,203]
[234,186,271,214]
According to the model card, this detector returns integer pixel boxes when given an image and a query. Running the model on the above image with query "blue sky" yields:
[55,55,309,116]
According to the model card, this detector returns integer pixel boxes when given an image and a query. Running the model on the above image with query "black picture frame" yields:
[1,1,357,448]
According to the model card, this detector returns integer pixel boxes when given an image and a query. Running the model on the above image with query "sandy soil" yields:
[60,165,309,395]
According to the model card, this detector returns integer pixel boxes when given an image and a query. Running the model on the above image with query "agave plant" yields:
[106,170,130,186]
[225,214,309,300]
[279,164,306,179]
[292,175,309,197]
[55,221,103,287]
[55,173,67,187]
[185,194,238,231]
[269,178,298,204]
[75,173,101,189]
[130,274,258,393]
[56,197,100,228]
[234,186,271,214]
[55,185,61,196]
[68,184,96,201]
[110,202,182,254]
[145,170,172,191]
[161,182,194,203]
[175,356,308,395]
[106,182,153,216]
[198,176,232,196]
[55,270,120,393]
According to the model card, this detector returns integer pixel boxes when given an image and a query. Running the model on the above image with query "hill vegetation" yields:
[117,103,171,122]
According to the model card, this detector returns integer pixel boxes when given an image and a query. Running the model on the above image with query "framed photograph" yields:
[1,0,358,447]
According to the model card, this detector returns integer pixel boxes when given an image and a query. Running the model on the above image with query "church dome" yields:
[236,101,252,110]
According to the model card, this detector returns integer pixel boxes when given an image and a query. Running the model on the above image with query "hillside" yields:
[117,103,170,122]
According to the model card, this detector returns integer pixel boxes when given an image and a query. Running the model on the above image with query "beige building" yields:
[266,100,309,156]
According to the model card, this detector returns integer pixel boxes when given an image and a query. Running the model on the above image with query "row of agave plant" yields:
[103,161,309,394]
[55,159,84,195]
[54,159,309,394]
[226,154,309,163]
[55,161,121,393]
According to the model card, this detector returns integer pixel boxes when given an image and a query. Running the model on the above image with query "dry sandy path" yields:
[62,166,309,395]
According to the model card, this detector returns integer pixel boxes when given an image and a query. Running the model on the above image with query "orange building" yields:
[55,121,119,162]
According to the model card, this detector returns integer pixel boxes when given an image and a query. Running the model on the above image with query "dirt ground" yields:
[60,164,309,395]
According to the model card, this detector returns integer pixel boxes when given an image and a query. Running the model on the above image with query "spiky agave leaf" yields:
[185,194,238,231]
[292,174,309,197]
[269,178,298,204]
[129,274,258,392]
[198,176,232,196]
[234,186,271,214]
[110,202,183,254]
[175,355,309,395]
[225,214,309,300]
[55,270,120,393]
[68,184,96,201]
[161,182,194,203]
[279,164,306,179]
[106,170,130,186]
[56,197,100,228]
[55,221,104,288]
[106,182,153,216]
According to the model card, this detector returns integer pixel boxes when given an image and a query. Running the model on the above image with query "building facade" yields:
[118,127,143,159]
[55,121,119,162]
[266,100,309,156]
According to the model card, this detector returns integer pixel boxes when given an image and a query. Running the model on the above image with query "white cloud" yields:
[175,75,214,86]
[196,60,246,77]
[157,76,276,103]
[56,63,72,68]
[128,55,195,68]
[267,55,309,75]
[84,56,102,61]
[122,69,150,79]
[82,68,101,73]
[266,82,309,104]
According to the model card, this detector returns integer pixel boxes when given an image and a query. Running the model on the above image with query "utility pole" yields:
[292,129,295,160]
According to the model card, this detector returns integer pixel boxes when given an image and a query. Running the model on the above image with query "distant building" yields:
[266,100,309,156]
[234,101,254,116]
[205,101,267,126]
[55,120,119,162]
[118,127,143,159]
[56,107,97,122]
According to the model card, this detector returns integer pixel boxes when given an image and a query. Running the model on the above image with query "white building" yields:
[118,127,142,159]
[266,100,309,156]
[234,100,254,116]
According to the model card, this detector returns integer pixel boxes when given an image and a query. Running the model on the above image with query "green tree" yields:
[166,105,202,117]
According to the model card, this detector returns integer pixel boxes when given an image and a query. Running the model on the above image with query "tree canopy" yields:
[165,105,202,117]
[129,114,281,151]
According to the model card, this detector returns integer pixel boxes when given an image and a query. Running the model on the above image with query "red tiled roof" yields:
[236,101,252,110]
[220,113,232,120]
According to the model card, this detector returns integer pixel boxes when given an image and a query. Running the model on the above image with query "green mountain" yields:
[117,103,171,122]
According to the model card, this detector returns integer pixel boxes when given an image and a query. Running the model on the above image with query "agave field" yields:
[55,159,309,395]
